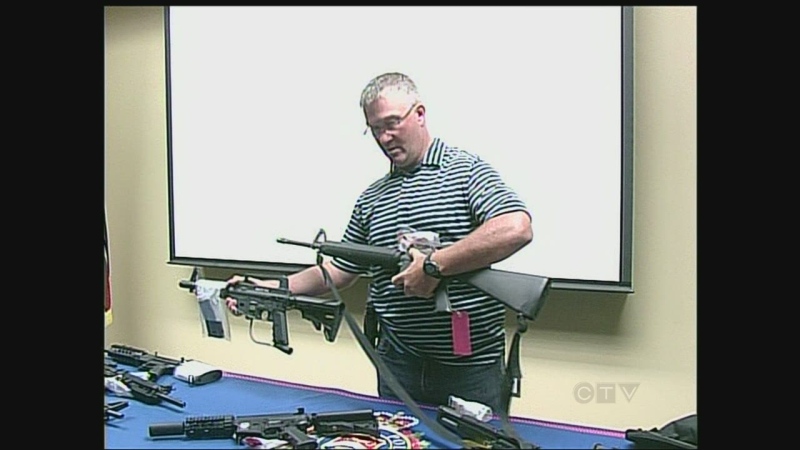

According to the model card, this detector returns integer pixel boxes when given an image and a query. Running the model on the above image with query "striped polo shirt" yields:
[331,137,531,366]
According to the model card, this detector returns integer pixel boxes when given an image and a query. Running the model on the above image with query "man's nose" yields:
[378,132,393,146]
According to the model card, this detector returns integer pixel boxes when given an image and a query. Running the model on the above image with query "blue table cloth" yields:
[105,370,634,449]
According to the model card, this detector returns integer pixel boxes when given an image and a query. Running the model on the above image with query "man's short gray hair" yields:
[359,72,421,110]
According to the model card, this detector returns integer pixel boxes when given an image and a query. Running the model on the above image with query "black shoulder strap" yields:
[323,266,537,448]
[497,314,530,446]
[321,267,468,447]
[501,314,528,411]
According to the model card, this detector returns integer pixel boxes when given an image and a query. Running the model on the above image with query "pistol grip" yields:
[433,282,452,313]
[282,426,316,449]
[272,311,293,355]
[148,365,171,380]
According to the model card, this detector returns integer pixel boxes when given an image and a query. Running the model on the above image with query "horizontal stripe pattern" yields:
[333,138,530,365]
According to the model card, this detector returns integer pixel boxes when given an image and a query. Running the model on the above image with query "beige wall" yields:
[104,6,696,432]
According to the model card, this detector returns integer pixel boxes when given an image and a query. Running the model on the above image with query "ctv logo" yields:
[573,382,640,404]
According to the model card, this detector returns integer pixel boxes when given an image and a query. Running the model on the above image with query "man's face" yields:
[363,91,427,170]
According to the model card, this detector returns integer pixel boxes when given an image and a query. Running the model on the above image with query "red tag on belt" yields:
[452,311,472,356]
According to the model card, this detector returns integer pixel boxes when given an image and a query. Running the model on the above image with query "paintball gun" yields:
[104,400,129,421]
[104,361,186,408]
[437,405,540,449]
[105,344,185,381]
[179,277,345,355]
[149,407,379,449]
[277,230,552,321]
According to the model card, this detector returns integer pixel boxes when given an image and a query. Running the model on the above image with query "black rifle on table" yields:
[437,405,540,449]
[105,361,186,408]
[105,343,185,381]
[149,407,379,449]
[277,230,552,321]
[179,277,345,355]
[104,400,129,421]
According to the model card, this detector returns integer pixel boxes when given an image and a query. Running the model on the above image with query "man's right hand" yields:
[224,276,282,314]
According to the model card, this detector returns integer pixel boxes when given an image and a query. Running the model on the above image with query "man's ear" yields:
[416,104,426,126]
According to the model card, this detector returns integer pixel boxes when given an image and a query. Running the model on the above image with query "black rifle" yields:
[105,361,186,408]
[105,344,185,381]
[437,405,540,449]
[180,278,345,355]
[277,231,552,321]
[104,400,129,421]
[149,407,378,448]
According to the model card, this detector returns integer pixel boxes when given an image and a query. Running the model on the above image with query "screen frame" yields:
[163,6,635,294]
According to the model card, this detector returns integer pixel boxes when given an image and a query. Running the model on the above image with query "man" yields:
[227,72,532,413]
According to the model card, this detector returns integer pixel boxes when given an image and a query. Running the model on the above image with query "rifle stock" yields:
[277,235,551,320]
[454,268,550,321]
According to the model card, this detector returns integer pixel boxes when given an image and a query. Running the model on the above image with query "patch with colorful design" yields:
[316,411,430,449]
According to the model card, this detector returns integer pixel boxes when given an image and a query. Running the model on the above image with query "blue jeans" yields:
[376,334,507,414]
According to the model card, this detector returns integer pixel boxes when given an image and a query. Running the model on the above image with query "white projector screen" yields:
[165,6,634,293]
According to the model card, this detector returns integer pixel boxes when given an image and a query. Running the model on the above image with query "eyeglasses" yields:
[363,103,418,136]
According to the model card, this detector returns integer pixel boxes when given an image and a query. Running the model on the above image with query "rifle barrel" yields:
[158,392,187,408]
[276,238,315,248]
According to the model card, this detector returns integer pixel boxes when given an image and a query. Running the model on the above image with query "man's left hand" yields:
[391,247,440,298]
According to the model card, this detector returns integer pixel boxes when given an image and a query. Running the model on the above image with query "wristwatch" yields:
[423,252,443,279]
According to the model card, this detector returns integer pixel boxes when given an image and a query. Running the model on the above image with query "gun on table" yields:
[437,405,540,449]
[180,278,345,355]
[149,407,378,448]
[104,400,129,421]
[277,231,552,321]
[105,343,185,381]
[105,361,186,408]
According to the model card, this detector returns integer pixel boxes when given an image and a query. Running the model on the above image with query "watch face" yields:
[424,259,440,277]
